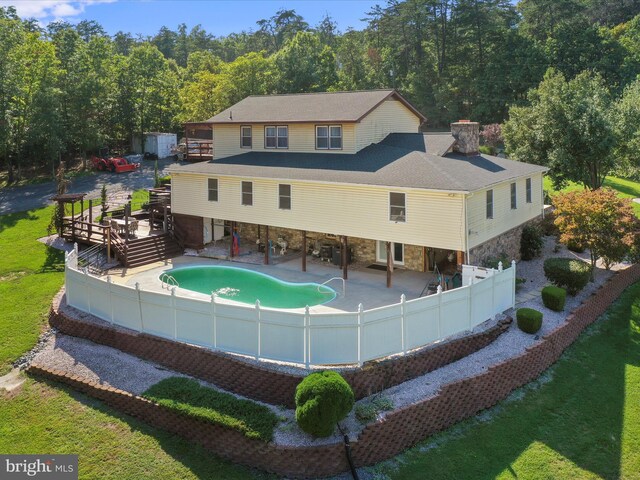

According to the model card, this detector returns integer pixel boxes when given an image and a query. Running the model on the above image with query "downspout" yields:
[541,173,545,219]
[464,193,471,265]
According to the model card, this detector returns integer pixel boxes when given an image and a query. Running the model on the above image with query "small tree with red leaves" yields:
[553,188,637,278]
[480,123,503,148]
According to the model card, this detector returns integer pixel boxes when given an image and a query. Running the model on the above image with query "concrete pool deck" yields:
[105,255,439,312]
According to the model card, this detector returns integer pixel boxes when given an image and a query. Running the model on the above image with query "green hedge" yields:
[541,285,567,311]
[543,257,592,295]
[295,371,354,438]
[142,377,279,442]
[517,308,543,334]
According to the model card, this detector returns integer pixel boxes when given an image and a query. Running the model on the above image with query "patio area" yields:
[109,254,442,312]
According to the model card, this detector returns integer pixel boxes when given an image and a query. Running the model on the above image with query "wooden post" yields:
[124,204,130,244]
[107,226,111,263]
[185,125,189,161]
[163,205,168,232]
[301,230,307,272]
[423,246,428,272]
[71,201,75,241]
[264,225,269,265]
[342,235,348,280]
[88,199,93,238]
[80,198,84,220]
[386,241,392,288]
[230,221,235,258]
[457,250,465,270]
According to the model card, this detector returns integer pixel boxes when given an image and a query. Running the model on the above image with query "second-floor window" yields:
[486,189,494,219]
[389,192,406,222]
[526,178,532,203]
[241,126,252,148]
[279,184,291,210]
[316,125,342,150]
[265,126,288,149]
[208,178,218,202]
[511,182,517,209]
[241,181,253,206]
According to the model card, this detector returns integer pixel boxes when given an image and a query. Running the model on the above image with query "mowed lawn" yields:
[1,202,640,479]
[544,175,640,217]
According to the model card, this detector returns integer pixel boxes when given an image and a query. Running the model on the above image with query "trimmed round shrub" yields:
[295,371,354,438]
[541,285,567,312]
[543,257,592,295]
[520,224,543,260]
[517,308,543,334]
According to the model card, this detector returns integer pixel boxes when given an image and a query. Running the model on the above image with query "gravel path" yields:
[29,240,628,449]
[0,157,182,215]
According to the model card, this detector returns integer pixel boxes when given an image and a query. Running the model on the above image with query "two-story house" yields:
[169,89,547,281]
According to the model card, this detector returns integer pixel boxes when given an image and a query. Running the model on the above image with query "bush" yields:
[142,377,279,442]
[295,371,354,437]
[354,396,394,424]
[520,225,543,260]
[566,239,585,253]
[543,257,592,295]
[479,145,496,155]
[541,285,567,311]
[483,253,510,270]
[517,308,543,334]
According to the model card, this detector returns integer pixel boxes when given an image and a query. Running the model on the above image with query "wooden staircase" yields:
[119,233,183,268]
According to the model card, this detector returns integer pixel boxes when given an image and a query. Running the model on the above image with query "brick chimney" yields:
[451,120,480,156]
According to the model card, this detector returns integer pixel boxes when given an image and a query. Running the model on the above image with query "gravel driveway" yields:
[0,157,183,215]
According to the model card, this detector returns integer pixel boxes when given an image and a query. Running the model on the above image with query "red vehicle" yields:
[91,154,140,173]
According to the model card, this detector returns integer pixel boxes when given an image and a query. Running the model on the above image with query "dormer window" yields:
[265,126,288,149]
[316,125,342,150]
[241,126,252,148]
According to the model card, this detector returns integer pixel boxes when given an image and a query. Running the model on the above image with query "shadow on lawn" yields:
[604,178,640,199]
[385,283,640,480]
[0,210,38,234]
[33,377,268,480]
[40,246,64,273]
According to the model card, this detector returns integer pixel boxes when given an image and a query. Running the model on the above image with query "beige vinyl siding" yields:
[466,173,544,250]
[355,99,421,152]
[212,123,357,159]
[172,173,465,250]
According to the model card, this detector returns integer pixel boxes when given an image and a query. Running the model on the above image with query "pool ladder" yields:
[318,277,345,297]
[160,273,180,289]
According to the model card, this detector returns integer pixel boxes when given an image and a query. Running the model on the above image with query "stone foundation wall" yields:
[469,215,542,267]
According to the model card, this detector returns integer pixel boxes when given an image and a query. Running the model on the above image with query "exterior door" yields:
[377,241,404,265]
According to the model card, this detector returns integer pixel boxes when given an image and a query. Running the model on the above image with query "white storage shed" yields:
[132,133,177,159]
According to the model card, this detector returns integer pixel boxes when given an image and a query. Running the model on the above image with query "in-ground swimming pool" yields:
[162,266,336,309]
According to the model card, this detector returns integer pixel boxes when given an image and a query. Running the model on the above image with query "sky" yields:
[1,0,378,37]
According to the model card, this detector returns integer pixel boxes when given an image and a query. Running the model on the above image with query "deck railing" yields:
[65,248,516,368]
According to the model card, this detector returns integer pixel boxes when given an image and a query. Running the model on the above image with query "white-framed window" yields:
[486,189,494,219]
[241,126,252,148]
[511,182,517,209]
[316,125,342,150]
[265,125,288,149]
[208,178,218,202]
[241,181,253,206]
[526,177,532,203]
[389,192,406,222]
[279,184,291,210]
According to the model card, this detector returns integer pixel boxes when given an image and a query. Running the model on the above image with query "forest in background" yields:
[1,0,639,182]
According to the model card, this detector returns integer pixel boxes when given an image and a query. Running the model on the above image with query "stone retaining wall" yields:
[469,215,542,266]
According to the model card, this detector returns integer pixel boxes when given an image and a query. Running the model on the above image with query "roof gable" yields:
[205,90,426,124]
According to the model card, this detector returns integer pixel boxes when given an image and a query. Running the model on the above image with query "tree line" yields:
[1,0,639,182]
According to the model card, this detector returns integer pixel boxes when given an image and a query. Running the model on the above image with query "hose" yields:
[337,423,359,480]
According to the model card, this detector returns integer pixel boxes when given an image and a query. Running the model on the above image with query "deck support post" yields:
[107,227,111,263]
[124,204,130,245]
[386,241,393,288]
[185,125,189,162]
[342,235,348,280]
[457,250,465,270]
[264,225,269,265]
[423,246,428,272]
[71,201,75,241]
[230,221,236,258]
[301,230,307,272]
[88,200,93,238]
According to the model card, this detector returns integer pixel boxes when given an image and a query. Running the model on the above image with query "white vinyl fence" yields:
[65,248,516,368]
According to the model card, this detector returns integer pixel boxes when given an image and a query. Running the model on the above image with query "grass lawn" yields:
[544,175,640,217]
[2,199,640,479]
[373,282,640,480]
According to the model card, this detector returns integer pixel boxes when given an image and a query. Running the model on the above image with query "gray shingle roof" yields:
[170,133,548,193]
[205,90,426,124]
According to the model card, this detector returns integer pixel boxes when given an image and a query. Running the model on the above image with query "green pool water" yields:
[163,266,336,309]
